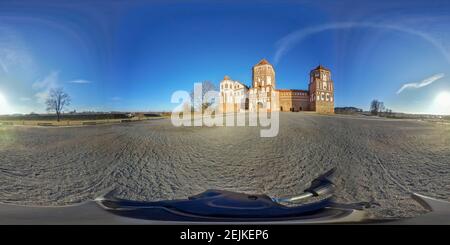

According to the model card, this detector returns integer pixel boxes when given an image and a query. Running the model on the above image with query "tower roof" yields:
[313,64,330,71]
[255,58,272,66]
[223,75,231,80]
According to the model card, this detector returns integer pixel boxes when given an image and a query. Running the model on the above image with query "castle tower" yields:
[249,59,278,111]
[252,59,275,88]
[219,75,234,113]
[308,65,334,114]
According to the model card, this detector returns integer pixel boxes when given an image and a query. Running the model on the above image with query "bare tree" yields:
[370,99,385,115]
[379,102,385,114]
[190,81,217,112]
[46,88,71,121]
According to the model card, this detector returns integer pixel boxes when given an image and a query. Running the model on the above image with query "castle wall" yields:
[278,90,310,112]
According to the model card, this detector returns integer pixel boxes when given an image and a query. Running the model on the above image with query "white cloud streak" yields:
[32,72,91,105]
[396,73,445,94]
[274,22,450,65]
[68,79,92,84]
[0,26,34,74]
[32,71,59,89]
[32,71,60,104]
[0,60,8,73]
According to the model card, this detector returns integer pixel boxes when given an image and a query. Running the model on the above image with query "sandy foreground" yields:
[0,112,449,219]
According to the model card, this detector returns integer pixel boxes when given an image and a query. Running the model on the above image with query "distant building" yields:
[219,59,335,114]
[335,107,363,114]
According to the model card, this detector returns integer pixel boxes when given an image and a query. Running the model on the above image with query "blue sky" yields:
[1,0,450,114]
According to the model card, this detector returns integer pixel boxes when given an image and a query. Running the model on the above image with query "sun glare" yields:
[0,92,13,115]
[433,91,450,115]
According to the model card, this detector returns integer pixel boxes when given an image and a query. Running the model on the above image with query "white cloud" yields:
[396,73,445,94]
[34,91,50,104]
[68,79,92,84]
[31,71,91,107]
[32,71,59,89]
[274,22,450,65]
[0,26,34,74]
[19,97,31,101]
[0,60,8,73]
[32,71,60,104]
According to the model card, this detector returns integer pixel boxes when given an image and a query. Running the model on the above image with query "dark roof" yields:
[255,59,271,66]
[313,64,330,71]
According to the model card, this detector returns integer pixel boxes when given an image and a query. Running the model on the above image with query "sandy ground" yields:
[0,113,449,218]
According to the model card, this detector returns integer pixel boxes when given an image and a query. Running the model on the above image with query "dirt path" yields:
[0,113,449,218]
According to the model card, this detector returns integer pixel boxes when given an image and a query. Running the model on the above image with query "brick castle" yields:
[219,59,334,114]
